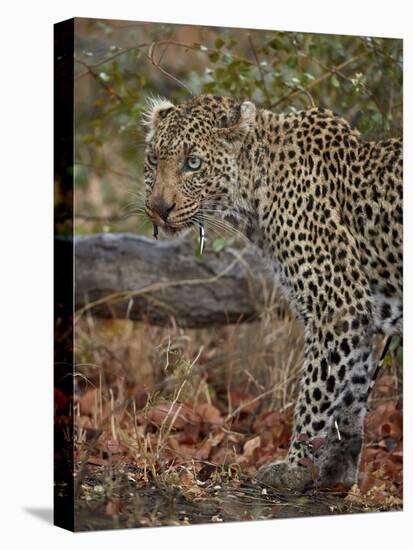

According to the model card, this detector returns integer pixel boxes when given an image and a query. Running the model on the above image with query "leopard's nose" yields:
[150,197,176,221]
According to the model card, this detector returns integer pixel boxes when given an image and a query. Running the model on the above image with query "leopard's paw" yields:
[256,460,313,492]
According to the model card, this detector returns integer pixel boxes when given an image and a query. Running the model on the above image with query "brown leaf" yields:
[195,403,223,425]
[77,388,98,416]
[178,423,201,444]
[364,401,402,443]
[194,439,212,460]
[229,389,258,415]
[243,435,261,458]
[179,469,202,498]
[381,423,391,437]
[252,408,293,448]
[255,447,287,468]
[147,402,200,429]
[208,431,225,447]
[167,436,198,459]
[210,446,237,465]
[87,455,109,467]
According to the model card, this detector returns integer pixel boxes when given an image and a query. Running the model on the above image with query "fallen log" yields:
[73,233,280,328]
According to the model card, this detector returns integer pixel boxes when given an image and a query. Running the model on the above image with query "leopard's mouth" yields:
[152,217,206,254]
[162,224,180,235]
[151,214,199,236]
[145,199,203,238]
[145,204,203,243]
[151,219,194,239]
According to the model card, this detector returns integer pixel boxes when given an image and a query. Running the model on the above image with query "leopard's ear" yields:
[215,100,256,146]
[141,96,175,141]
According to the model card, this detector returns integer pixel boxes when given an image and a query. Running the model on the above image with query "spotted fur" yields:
[143,94,403,490]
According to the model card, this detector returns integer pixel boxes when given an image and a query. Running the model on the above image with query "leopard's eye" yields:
[185,156,202,171]
[147,153,158,167]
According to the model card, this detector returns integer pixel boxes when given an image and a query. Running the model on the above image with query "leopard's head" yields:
[142,94,256,235]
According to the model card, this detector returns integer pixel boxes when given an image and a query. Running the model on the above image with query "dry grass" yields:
[74,305,304,425]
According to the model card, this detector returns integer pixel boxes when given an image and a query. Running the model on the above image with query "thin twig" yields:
[75,58,122,102]
[303,52,387,123]
[75,43,150,80]
[248,35,271,108]
[148,42,193,95]
[74,162,138,182]
[225,364,299,422]
[76,39,259,85]
[271,54,365,109]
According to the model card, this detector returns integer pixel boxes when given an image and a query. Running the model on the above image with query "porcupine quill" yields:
[198,214,206,255]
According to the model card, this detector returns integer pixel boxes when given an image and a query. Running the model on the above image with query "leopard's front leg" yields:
[257,311,374,490]
[257,232,375,491]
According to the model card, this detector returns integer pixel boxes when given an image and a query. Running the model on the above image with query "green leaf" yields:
[286,55,297,69]
[304,72,315,81]
[215,67,226,80]
[331,74,340,88]
[212,237,234,254]
[208,51,220,63]
[215,37,225,49]
[389,336,401,352]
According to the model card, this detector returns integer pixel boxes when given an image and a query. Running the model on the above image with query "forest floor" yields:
[73,467,381,531]
[57,316,403,530]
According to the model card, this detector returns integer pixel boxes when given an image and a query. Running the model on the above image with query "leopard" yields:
[142,94,403,491]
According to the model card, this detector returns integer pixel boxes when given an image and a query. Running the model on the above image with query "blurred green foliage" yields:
[74,19,402,235]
